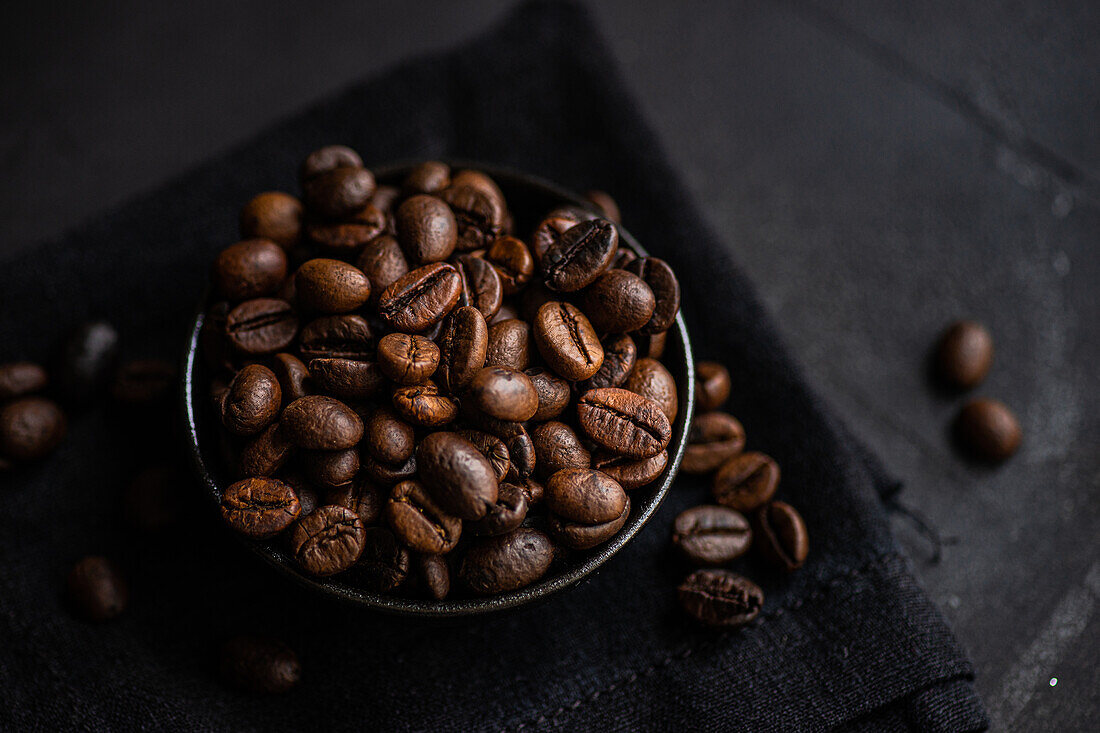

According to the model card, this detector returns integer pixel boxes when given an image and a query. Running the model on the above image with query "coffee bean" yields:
[531,206,591,262]
[635,330,667,360]
[221,477,301,538]
[577,387,671,459]
[271,353,311,405]
[304,166,376,219]
[356,526,410,591]
[671,506,751,566]
[290,504,366,576]
[281,395,363,450]
[355,235,409,306]
[220,635,301,694]
[386,479,462,554]
[591,450,668,490]
[376,333,440,384]
[305,204,387,253]
[298,315,373,362]
[678,570,763,628]
[326,478,386,526]
[525,367,571,422]
[417,432,498,520]
[370,184,401,214]
[391,380,458,427]
[213,239,288,301]
[533,302,604,381]
[454,254,503,321]
[55,321,120,404]
[395,194,457,264]
[936,321,993,389]
[546,468,629,549]
[475,416,536,480]
[580,334,636,392]
[437,306,489,392]
[541,218,618,292]
[441,185,505,251]
[682,412,745,475]
[226,298,299,356]
[754,501,809,572]
[0,362,48,401]
[110,359,176,407]
[294,259,370,314]
[300,145,363,182]
[518,477,545,505]
[378,262,462,333]
[456,429,511,481]
[625,257,680,334]
[472,482,528,536]
[611,246,637,270]
[450,170,506,207]
[403,161,451,194]
[580,270,654,333]
[623,357,678,423]
[712,451,779,512]
[485,318,534,371]
[67,556,128,622]
[486,236,535,295]
[954,398,1021,462]
[695,361,731,412]
[364,406,415,464]
[361,453,417,486]
[238,422,293,477]
[413,553,450,600]
[239,192,303,249]
[459,528,553,594]
[532,422,591,479]
[300,448,359,490]
[223,364,281,437]
[469,367,538,422]
[584,190,621,223]
[308,358,384,401]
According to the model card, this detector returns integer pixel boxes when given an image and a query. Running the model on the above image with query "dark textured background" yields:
[1,1,1096,729]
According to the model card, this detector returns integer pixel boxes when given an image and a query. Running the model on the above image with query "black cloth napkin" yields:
[0,2,988,730]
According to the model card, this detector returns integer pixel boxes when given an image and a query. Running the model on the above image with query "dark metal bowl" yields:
[182,161,696,618]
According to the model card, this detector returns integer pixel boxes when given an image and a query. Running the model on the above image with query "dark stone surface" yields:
[1,1,1096,728]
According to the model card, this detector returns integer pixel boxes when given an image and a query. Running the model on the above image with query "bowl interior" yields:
[183,161,695,617]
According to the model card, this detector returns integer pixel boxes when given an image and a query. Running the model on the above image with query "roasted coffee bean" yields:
[376,333,440,384]
[281,395,363,450]
[754,501,809,572]
[486,236,535,294]
[532,422,591,479]
[695,361,731,412]
[239,192,303,249]
[469,414,535,479]
[111,359,176,406]
[546,468,626,525]
[220,635,301,694]
[580,334,636,392]
[391,380,458,427]
[492,303,521,324]
[223,365,281,436]
[67,556,128,622]
[712,451,779,512]
[361,453,417,486]
[611,247,637,270]
[625,258,680,334]
[294,259,370,314]
[124,464,183,533]
[577,387,671,459]
[485,318,534,371]
[365,406,416,464]
[326,478,386,526]
[238,422,293,477]
[541,218,618,292]
[678,570,763,628]
[386,479,462,554]
[580,270,654,333]
[304,166,376,219]
[0,362,48,401]
[55,321,120,404]
[438,307,489,394]
[271,353,311,405]
[226,298,299,356]
[455,429,511,481]
[378,262,462,333]
[451,170,506,206]
[441,185,505,251]
[298,315,373,361]
[413,553,450,600]
[370,184,401,215]
[636,330,667,360]
[682,412,745,475]
[525,367,571,422]
[623,357,678,423]
[305,204,387,253]
[472,482,528,536]
[469,367,538,422]
[533,302,604,381]
[395,194,457,264]
[954,398,1021,462]
[309,357,384,401]
[936,321,994,389]
[592,450,668,490]
[518,477,545,505]
[417,432,499,520]
[671,506,752,566]
[300,145,363,182]
[531,206,591,262]
[584,189,621,223]
[213,239,288,301]
[403,161,451,194]
[290,504,366,576]
[356,526,410,591]
[548,496,630,550]
[221,477,301,538]
[355,235,409,306]
[459,528,553,594]
[300,448,359,490]
[454,254,503,321]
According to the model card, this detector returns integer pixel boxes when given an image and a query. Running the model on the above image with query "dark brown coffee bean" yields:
[454,254,503,321]
[395,194,457,264]
[678,570,763,628]
[532,422,591,479]
[525,367,571,421]
[592,450,668,490]
[110,359,176,406]
[361,453,417,486]
[541,218,618,292]
[378,262,462,333]
[417,432,499,520]
[672,506,752,566]
[300,448,359,489]
[223,365,281,437]
[294,259,370,314]
[326,478,386,526]
[954,398,1021,462]
[712,452,779,512]
[226,298,299,356]
[469,367,538,422]
[356,526,410,591]
[459,528,553,594]
[67,556,128,622]
[304,166,376,219]
[584,189,621,223]
[391,380,458,427]
[403,161,451,194]
[271,353,311,405]
[376,333,440,384]
[55,321,119,405]
[305,204,387,253]
[472,482,528,536]
[453,429,509,481]
[281,395,363,450]
[580,270,654,333]
[636,330,667,360]
[213,239,288,301]
[370,184,401,214]
[625,257,680,334]
[240,192,303,249]
[308,358,383,401]
[450,170,506,205]
[124,464,183,532]
[623,357,678,424]
[486,236,535,295]
[485,319,534,371]
[754,501,809,572]
[580,334,636,392]
[548,496,630,550]
[531,206,592,262]
[435,309,484,390]
[0,397,65,461]
[611,246,637,270]
[220,635,301,694]
[355,235,409,306]
[239,422,293,477]
[221,477,301,538]
[577,387,671,459]
[546,468,626,524]
[290,504,366,576]
[300,145,362,182]
[413,553,450,600]
[298,315,373,361]
[441,185,505,251]
[533,302,604,381]
[936,321,994,389]
[682,412,745,475]
[695,361,731,412]
[365,406,415,464]
[474,417,536,479]
[385,480,462,554]
[519,477,545,505]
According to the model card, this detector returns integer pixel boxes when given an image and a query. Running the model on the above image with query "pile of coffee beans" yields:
[202,147,683,601]
[672,360,809,628]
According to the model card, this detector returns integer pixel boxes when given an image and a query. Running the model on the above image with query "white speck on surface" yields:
[1049,677,1058,687]
[1053,251,1071,276]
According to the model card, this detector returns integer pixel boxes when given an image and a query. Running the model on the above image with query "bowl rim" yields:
[182,160,696,617]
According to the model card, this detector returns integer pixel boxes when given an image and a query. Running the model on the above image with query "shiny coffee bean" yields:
[238,422,293,477]
[413,553,450,600]
[326,478,386,526]
[308,358,384,401]
[485,318,534,371]
[370,184,401,214]
[365,406,415,464]
[694,361,731,412]
[476,416,536,480]
[546,468,629,549]
[281,395,363,450]
[712,452,779,512]
[548,496,630,550]
[541,218,618,292]
[271,353,311,405]
[584,190,621,223]
[226,298,299,356]
[580,334,636,392]
[591,450,668,490]
[376,333,440,384]
[454,254,503,321]
[213,239,288,301]
[417,432,499,520]
[304,166,376,219]
[354,236,409,308]
[456,429,511,481]
[396,194,457,264]
[55,321,119,404]
[378,262,462,333]
[67,556,128,622]
[361,453,417,486]
[459,528,553,594]
[222,365,281,437]
[305,204,387,253]
[441,185,505,251]
[300,448,359,490]
[437,306,489,392]
[525,367,571,422]
[239,192,303,249]
[577,387,671,459]
[290,504,366,576]
[679,570,763,628]
[386,479,462,554]
[0,397,65,461]
[682,412,745,475]
[403,161,450,194]
[0,362,47,400]
[472,482,529,536]
[220,477,301,538]
[671,506,752,566]
[533,302,604,381]
[469,367,538,422]
[298,315,373,361]
[954,398,1021,462]
[300,145,363,182]
[532,422,591,479]
[220,635,301,694]
[531,206,591,262]
[518,477,545,505]
[625,257,681,334]
[450,170,506,206]
[486,236,535,294]
[623,357,678,423]
[111,359,176,406]
[936,321,993,389]
[580,270,654,333]
[391,380,458,427]
[294,259,370,314]
[356,526,410,591]
[754,501,809,572]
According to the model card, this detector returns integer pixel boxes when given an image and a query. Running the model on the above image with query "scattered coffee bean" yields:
[220,635,301,694]
[753,501,809,572]
[935,321,993,389]
[0,396,66,461]
[0,362,48,401]
[682,412,745,475]
[694,361,731,412]
[672,506,752,566]
[954,398,1021,462]
[713,451,779,512]
[239,192,303,249]
[67,556,128,622]
[678,570,763,628]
